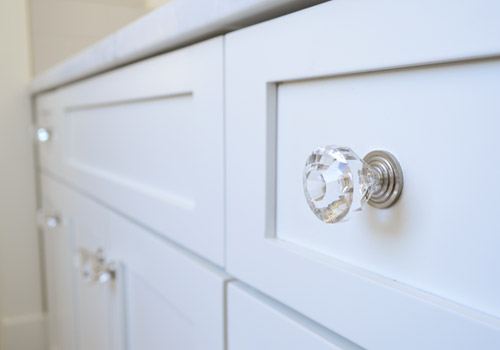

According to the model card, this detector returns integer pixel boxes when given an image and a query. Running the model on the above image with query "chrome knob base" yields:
[363,150,404,209]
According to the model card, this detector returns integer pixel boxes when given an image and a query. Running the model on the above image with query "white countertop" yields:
[31,0,325,94]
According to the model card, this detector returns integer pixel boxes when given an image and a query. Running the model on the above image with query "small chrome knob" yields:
[45,215,60,228]
[37,209,61,229]
[303,145,403,224]
[36,128,51,142]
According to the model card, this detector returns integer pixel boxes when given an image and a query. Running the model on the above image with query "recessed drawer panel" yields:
[66,94,195,209]
[275,59,500,315]
[227,282,362,350]
[35,37,224,265]
[226,0,500,348]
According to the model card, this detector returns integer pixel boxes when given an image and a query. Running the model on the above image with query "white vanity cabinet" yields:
[40,175,229,350]
[36,37,225,266]
[225,0,500,348]
[33,0,500,349]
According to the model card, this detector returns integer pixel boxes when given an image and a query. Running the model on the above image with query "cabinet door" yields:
[228,283,361,350]
[40,176,77,350]
[225,0,500,349]
[36,36,224,266]
[44,176,229,350]
[71,190,121,350]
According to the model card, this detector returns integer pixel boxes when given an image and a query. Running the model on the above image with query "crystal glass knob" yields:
[79,248,116,285]
[303,145,403,224]
[36,128,51,142]
[94,248,116,284]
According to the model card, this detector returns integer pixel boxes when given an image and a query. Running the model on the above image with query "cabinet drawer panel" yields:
[66,94,195,209]
[36,37,224,265]
[276,59,500,315]
[228,283,361,350]
[225,0,500,348]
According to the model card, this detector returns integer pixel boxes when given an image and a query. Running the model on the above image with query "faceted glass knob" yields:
[303,145,403,224]
[94,249,116,284]
[79,248,116,284]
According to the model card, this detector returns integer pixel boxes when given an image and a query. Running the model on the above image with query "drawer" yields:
[227,282,362,350]
[35,37,224,265]
[41,175,229,350]
[225,0,500,349]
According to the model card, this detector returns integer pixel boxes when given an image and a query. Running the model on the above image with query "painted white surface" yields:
[227,282,362,350]
[40,188,77,350]
[36,38,225,266]
[0,1,45,349]
[41,174,229,350]
[225,0,500,349]
[276,60,500,317]
[30,0,324,93]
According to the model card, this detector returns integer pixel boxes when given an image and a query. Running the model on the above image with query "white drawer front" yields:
[226,0,500,348]
[228,283,361,350]
[36,37,224,265]
[276,59,500,314]
[42,175,228,350]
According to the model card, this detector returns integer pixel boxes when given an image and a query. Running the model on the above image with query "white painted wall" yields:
[28,0,172,75]
[0,1,45,350]
[29,0,149,74]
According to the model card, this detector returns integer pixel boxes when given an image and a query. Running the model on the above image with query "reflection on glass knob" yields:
[36,128,51,142]
[303,145,403,224]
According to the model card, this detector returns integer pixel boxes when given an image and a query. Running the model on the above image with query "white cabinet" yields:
[227,282,361,350]
[35,0,500,348]
[225,0,500,348]
[36,37,225,266]
[41,175,229,350]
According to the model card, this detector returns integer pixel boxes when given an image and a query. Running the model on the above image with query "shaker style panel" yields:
[35,37,225,266]
[42,176,229,350]
[225,0,500,348]
[227,282,362,350]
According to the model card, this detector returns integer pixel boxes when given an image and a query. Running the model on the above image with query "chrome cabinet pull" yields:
[303,145,403,224]
[37,209,61,228]
[79,248,116,284]
[45,215,60,228]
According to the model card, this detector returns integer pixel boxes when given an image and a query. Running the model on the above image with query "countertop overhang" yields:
[30,0,325,94]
